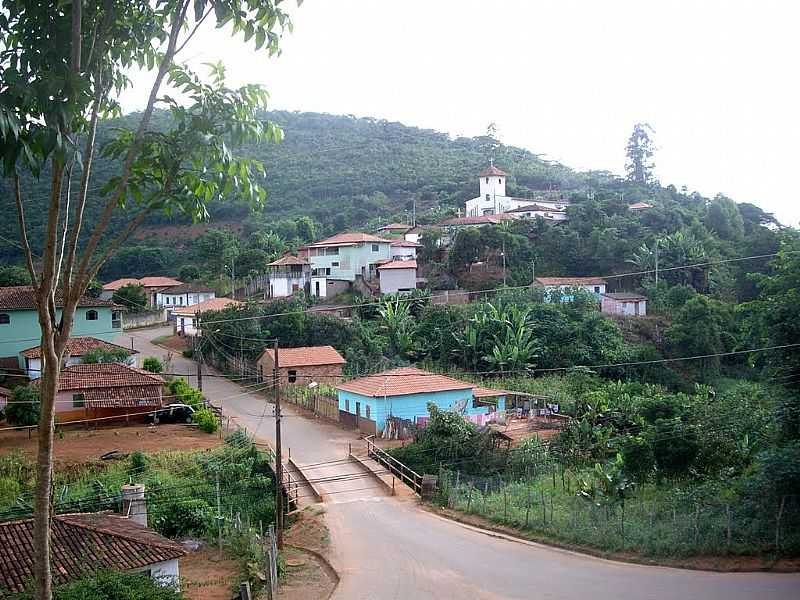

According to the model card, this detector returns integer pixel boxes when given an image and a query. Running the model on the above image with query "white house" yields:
[20,336,137,379]
[266,255,310,298]
[465,164,570,217]
[307,232,394,298]
[601,292,647,317]
[390,240,420,260]
[535,277,607,299]
[156,282,215,309]
[506,203,569,222]
[173,297,240,336]
[377,260,418,294]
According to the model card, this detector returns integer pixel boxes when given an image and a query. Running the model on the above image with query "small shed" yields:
[377,259,417,294]
[256,345,345,386]
[601,292,647,317]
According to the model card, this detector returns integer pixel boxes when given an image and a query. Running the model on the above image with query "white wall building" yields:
[173,297,240,336]
[465,164,570,217]
[390,240,419,260]
[535,277,607,298]
[601,293,648,317]
[377,260,418,294]
[156,283,215,309]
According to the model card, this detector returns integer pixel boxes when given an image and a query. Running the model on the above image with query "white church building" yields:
[465,164,569,220]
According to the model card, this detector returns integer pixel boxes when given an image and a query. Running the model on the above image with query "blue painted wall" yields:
[338,387,506,433]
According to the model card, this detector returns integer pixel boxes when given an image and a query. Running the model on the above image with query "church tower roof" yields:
[479,164,508,177]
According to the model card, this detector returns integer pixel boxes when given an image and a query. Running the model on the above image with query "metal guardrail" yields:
[365,435,422,496]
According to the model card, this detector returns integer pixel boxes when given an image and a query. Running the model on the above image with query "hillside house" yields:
[506,203,568,222]
[20,336,137,379]
[535,277,607,300]
[377,260,418,294]
[256,345,345,386]
[601,292,648,317]
[38,362,165,422]
[437,214,518,246]
[390,239,420,260]
[266,255,311,298]
[155,283,215,310]
[403,225,430,244]
[465,164,570,217]
[101,276,182,306]
[377,223,411,235]
[0,286,122,362]
[173,297,241,336]
[307,232,400,298]
[0,509,184,594]
[628,202,653,211]
[336,367,506,435]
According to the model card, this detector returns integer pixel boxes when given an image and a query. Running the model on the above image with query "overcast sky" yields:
[123,0,800,227]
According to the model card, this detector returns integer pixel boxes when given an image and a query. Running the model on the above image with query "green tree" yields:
[194,228,241,277]
[295,215,317,243]
[142,357,164,374]
[0,265,30,286]
[112,283,147,311]
[3,5,291,596]
[6,386,40,426]
[705,194,744,240]
[178,265,199,281]
[625,122,656,185]
[82,347,130,364]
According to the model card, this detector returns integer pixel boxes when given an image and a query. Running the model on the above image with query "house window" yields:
[0,314,9,325]
[85,310,98,321]
[288,370,297,383]
[498,178,502,184]
[72,393,85,408]
[345,398,350,412]
[325,247,339,256]
[179,296,184,305]
[366,404,371,419]
[331,262,339,267]
[594,286,600,293]
[111,310,122,329]
[485,194,490,202]
[485,177,489,184]
[371,244,379,252]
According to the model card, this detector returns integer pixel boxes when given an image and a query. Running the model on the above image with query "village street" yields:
[124,327,800,600]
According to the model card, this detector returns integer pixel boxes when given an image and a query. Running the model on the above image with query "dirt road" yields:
[124,327,800,600]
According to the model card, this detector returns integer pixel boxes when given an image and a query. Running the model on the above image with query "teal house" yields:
[0,286,122,369]
[307,232,394,298]
[336,367,506,435]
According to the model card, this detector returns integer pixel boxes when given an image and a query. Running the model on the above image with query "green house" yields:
[0,286,122,369]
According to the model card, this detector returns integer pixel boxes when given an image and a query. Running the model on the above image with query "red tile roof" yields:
[33,363,164,408]
[257,345,345,368]
[0,286,113,311]
[0,512,185,594]
[337,367,474,398]
[505,203,566,214]
[161,282,215,294]
[439,214,518,226]
[20,337,136,359]
[102,277,182,291]
[377,260,417,270]
[267,255,309,266]
[535,277,607,286]
[479,165,508,177]
[172,297,240,316]
[308,233,392,247]
[391,240,421,247]
[472,386,509,398]
[628,202,653,210]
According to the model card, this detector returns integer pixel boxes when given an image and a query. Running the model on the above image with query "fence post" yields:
[525,483,531,528]
[483,482,488,514]
[240,582,252,600]
[726,504,731,552]
[503,482,508,522]
[776,495,786,552]
[541,489,546,526]
[467,484,473,512]
[693,504,700,547]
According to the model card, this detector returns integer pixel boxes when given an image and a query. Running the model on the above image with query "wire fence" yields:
[438,469,800,557]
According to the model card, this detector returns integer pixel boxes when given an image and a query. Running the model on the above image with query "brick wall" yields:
[255,354,343,386]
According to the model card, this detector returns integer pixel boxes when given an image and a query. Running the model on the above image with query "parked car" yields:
[147,403,195,424]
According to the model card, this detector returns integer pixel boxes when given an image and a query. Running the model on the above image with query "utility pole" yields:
[412,196,417,227]
[531,259,536,287]
[501,238,507,287]
[273,340,284,548]
[654,239,659,285]
[215,469,222,559]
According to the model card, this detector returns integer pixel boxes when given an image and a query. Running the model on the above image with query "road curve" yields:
[124,327,800,600]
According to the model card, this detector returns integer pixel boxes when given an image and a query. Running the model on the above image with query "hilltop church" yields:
[465,164,568,221]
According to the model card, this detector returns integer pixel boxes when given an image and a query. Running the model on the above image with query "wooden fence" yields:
[282,385,339,422]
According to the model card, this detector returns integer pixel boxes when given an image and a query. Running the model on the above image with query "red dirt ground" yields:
[181,547,242,600]
[0,423,221,465]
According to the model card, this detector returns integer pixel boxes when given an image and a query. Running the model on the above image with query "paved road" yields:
[124,327,800,600]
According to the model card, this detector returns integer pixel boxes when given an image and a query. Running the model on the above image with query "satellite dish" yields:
[451,398,468,415]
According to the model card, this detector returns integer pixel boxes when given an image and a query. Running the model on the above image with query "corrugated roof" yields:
[0,512,185,594]
[337,367,473,398]
[258,345,345,368]
[308,232,392,247]
[0,286,113,311]
[377,260,417,270]
[535,277,607,286]
[479,165,508,177]
[602,292,648,301]
[172,297,240,316]
[390,240,421,247]
[439,214,518,226]
[267,255,309,266]
[20,337,136,359]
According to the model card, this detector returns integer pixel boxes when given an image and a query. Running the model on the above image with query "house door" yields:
[355,401,361,427]
[315,281,320,296]
[634,302,640,316]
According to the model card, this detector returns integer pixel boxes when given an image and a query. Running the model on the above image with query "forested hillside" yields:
[0,109,786,296]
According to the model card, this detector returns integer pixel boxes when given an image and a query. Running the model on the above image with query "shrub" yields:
[128,451,148,476]
[194,408,219,434]
[153,498,212,538]
[6,386,40,426]
[49,570,183,600]
[83,347,130,364]
[167,379,204,408]
[142,357,164,373]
